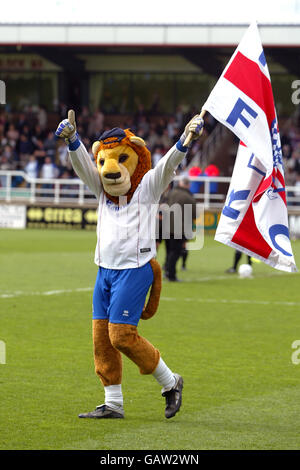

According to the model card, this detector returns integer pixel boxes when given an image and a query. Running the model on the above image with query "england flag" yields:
[203,21,297,273]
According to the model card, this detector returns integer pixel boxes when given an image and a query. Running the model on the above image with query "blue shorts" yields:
[92,262,154,326]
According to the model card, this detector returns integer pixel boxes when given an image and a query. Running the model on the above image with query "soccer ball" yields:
[238,264,253,278]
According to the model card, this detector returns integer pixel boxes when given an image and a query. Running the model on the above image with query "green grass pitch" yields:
[1,228,300,450]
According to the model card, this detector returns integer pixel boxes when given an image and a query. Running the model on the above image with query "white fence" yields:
[0,170,91,206]
[1,170,300,209]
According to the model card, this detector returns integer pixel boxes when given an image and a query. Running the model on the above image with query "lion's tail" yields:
[141,258,162,320]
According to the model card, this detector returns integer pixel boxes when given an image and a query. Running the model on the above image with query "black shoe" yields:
[78,404,124,419]
[225,267,236,273]
[166,277,182,282]
[162,374,183,419]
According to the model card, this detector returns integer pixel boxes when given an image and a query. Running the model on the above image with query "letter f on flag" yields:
[202,21,297,273]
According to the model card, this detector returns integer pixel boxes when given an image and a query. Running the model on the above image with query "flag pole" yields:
[183,108,206,147]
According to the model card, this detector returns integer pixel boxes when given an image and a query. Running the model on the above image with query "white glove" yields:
[55,109,77,144]
[185,115,204,139]
[180,114,204,147]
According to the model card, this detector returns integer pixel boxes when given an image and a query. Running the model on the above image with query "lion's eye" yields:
[119,154,128,164]
[99,159,105,166]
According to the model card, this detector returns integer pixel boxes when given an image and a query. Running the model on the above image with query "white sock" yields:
[152,358,176,392]
[104,385,123,410]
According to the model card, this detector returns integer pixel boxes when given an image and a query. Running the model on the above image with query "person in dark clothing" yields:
[163,177,197,281]
[156,184,172,251]
[226,249,252,273]
[181,242,188,271]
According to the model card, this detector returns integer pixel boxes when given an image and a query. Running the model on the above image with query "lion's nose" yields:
[104,172,121,180]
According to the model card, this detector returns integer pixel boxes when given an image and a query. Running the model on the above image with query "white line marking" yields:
[161,297,300,307]
[0,287,93,299]
[0,270,291,299]
[0,287,299,307]
[43,287,93,296]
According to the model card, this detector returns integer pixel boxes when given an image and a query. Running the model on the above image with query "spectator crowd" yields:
[2,102,299,201]
[0,104,212,190]
[281,116,300,191]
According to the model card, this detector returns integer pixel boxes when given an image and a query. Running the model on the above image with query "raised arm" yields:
[145,115,204,201]
[55,110,102,199]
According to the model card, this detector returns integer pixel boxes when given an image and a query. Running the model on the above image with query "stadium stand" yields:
[0,105,213,184]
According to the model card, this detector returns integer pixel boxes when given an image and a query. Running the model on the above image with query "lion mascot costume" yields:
[55,110,203,419]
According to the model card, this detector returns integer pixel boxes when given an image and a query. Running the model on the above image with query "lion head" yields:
[92,128,152,204]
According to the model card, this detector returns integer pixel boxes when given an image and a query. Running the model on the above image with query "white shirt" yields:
[152,151,163,168]
[41,163,57,179]
[25,160,38,179]
[69,141,186,269]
